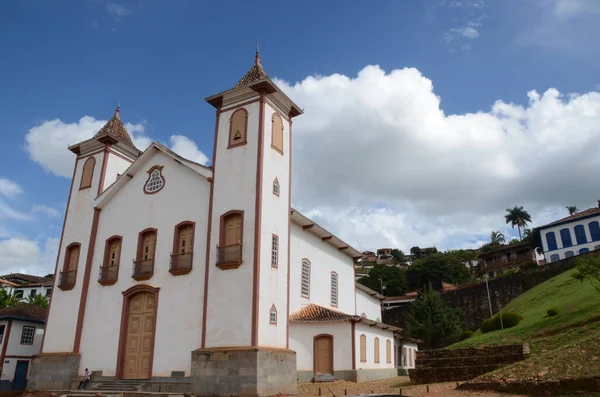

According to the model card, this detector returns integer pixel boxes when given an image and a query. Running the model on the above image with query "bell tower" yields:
[193,51,302,397]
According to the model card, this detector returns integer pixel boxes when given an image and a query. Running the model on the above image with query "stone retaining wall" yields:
[409,344,527,384]
[458,376,600,395]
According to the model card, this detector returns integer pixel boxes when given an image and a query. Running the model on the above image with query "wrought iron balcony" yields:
[98,265,119,285]
[216,244,243,269]
[58,270,76,291]
[170,252,193,275]
[132,259,154,280]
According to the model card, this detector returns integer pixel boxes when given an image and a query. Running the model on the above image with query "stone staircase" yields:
[89,379,146,391]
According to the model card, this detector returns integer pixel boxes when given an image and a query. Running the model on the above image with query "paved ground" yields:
[297,377,527,397]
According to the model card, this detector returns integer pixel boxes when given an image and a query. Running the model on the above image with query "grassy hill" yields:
[449,267,600,382]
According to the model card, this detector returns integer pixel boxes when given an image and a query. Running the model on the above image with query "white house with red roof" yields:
[536,208,600,263]
[29,52,404,396]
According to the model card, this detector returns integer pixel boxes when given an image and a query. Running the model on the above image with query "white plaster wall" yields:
[354,323,395,370]
[540,215,600,261]
[257,103,290,348]
[205,100,260,348]
[289,322,352,371]
[355,289,382,321]
[290,223,356,315]
[397,342,418,369]
[1,320,44,381]
[103,152,134,192]
[43,153,104,353]
[78,149,210,376]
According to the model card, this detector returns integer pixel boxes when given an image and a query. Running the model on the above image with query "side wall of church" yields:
[77,150,210,376]
[355,289,382,321]
[205,100,260,348]
[257,102,291,348]
[289,322,353,372]
[43,152,105,353]
[289,223,356,315]
[354,323,395,370]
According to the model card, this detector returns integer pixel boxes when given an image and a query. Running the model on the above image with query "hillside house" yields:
[478,243,536,278]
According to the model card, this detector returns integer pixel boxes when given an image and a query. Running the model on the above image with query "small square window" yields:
[271,235,278,268]
[273,179,280,196]
[20,326,35,345]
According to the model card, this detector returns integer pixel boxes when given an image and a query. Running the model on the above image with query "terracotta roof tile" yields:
[289,304,358,323]
[0,273,52,285]
[539,208,600,228]
[93,108,136,147]
[0,303,47,322]
[235,52,268,88]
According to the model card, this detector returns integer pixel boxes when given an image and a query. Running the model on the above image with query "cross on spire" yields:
[255,39,261,65]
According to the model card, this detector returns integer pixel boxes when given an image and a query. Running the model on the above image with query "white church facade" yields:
[29,53,407,396]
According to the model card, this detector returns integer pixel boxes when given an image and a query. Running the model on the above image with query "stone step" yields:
[313,374,335,382]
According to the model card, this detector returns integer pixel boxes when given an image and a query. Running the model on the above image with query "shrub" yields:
[520,261,538,272]
[459,330,474,340]
[547,307,558,317]
[480,312,521,334]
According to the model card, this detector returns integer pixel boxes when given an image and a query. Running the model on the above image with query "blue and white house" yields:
[537,208,600,263]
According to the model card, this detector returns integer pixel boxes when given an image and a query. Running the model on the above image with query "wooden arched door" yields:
[314,334,333,375]
[122,291,156,379]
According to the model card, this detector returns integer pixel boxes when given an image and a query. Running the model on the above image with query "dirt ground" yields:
[297,377,527,397]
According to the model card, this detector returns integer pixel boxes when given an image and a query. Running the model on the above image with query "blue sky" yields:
[1,0,600,274]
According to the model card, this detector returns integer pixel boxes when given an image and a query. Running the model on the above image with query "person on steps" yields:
[78,368,91,390]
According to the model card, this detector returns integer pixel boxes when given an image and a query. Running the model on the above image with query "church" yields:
[29,52,412,396]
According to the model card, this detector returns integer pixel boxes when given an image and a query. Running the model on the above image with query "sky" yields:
[1,0,600,275]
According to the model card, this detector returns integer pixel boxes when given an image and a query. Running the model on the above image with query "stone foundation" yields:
[297,368,400,383]
[191,347,297,396]
[27,353,81,390]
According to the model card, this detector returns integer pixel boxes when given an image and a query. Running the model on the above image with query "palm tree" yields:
[490,231,505,245]
[505,206,532,240]
[0,289,21,309]
[523,228,532,240]
[566,206,578,215]
[26,294,49,309]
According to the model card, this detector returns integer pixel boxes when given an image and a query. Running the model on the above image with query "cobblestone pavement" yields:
[297,377,527,397]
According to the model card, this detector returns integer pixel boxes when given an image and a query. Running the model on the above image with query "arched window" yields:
[171,222,195,274]
[359,334,367,363]
[217,211,244,268]
[374,337,380,363]
[579,248,590,255]
[550,253,560,262]
[546,232,558,251]
[59,243,80,290]
[100,236,121,285]
[301,259,311,298]
[273,178,280,196]
[80,157,95,190]
[386,339,392,363]
[134,228,157,280]
[565,250,574,258]
[574,225,587,245]
[269,305,277,324]
[410,349,414,367]
[271,113,284,154]
[589,221,600,241]
[330,272,338,307]
[403,347,407,367]
[228,108,248,148]
[560,228,572,248]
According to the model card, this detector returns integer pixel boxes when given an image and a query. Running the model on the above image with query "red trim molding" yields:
[97,146,110,196]
[73,208,101,353]
[286,119,292,349]
[79,157,96,191]
[115,284,160,379]
[351,321,356,370]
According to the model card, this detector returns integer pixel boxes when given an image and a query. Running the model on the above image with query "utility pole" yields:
[379,276,384,294]
[484,274,493,317]
[495,292,505,341]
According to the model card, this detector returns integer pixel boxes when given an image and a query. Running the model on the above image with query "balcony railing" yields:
[98,265,119,285]
[483,254,533,269]
[216,244,242,269]
[132,259,154,280]
[58,270,76,290]
[170,252,193,275]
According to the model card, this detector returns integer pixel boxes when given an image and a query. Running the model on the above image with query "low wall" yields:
[458,376,600,395]
[409,344,527,384]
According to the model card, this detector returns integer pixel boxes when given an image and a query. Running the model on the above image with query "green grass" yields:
[449,268,600,354]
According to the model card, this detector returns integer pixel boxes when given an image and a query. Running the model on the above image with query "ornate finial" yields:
[114,101,120,120]
[255,39,261,65]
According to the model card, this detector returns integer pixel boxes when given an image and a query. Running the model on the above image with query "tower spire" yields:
[114,101,120,120]
[255,39,261,66]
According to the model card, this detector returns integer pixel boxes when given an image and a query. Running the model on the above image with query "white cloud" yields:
[24,116,209,177]
[0,179,23,198]
[32,205,61,218]
[106,3,131,18]
[451,26,480,39]
[273,65,600,252]
[0,237,58,275]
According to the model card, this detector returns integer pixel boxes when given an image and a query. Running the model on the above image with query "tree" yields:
[505,206,532,240]
[406,253,470,291]
[522,228,532,240]
[357,264,407,296]
[508,238,521,245]
[597,199,600,209]
[0,289,21,309]
[572,255,600,294]
[410,246,421,257]
[406,284,461,349]
[26,294,49,309]
[490,231,505,245]
[391,249,405,264]
[566,206,578,216]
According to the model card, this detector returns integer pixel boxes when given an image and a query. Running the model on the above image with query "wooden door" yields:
[68,246,80,271]
[142,232,156,260]
[179,225,193,254]
[224,215,242,246]
[123,292,155,379]
[314,335,333,375]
